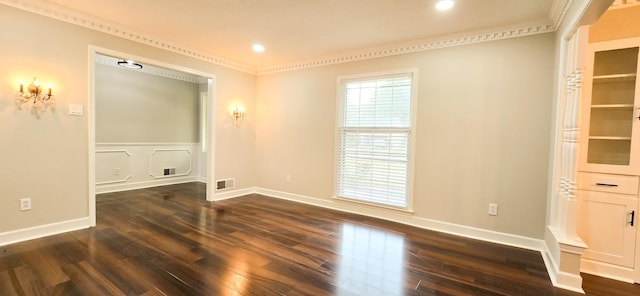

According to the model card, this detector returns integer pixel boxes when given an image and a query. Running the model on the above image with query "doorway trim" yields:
[88,45,217,226]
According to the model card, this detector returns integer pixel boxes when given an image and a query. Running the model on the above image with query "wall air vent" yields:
[216,178,235,191]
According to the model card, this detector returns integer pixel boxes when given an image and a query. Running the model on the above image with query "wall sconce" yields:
[231,105,245,126]
[16,77,55,116]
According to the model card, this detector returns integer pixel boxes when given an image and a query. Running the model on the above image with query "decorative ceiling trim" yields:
[550,0,573,30]
[257,0,573,74]
[0,0,256,74]
[257,21,556,75]
[95,54,201,84]
[257,0,573,75]
[3,0,574,76]
[610,0,640,9]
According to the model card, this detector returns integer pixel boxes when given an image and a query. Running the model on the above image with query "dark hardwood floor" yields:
[1,182,639,295]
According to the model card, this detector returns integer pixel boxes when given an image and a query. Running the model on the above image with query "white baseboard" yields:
[411,216,545,251]
[96,176,200,194]
[555,271,586,294]
[212,187,256,201]
[581,258,635,283]
[541,240,560,287]
[254,187,545,252]
[0,217,91,247]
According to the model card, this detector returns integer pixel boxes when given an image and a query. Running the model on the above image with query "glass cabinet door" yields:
[581,42,640,175]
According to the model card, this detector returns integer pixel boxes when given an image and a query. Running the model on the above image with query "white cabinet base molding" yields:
[581,258,635,283]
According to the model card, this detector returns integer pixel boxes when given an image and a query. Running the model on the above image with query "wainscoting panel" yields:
[148,149,192,178]
[96,143,201,193]
[96,150,132,185]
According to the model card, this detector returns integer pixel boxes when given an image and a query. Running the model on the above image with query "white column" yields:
[548,26,589,294]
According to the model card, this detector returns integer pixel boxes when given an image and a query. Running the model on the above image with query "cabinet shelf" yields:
[591,104,635,109]
[593,73,636,83]
[589,136,632,141]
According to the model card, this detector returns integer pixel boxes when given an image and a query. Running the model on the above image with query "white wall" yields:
[256,33,555,239]
[95,63,200,143]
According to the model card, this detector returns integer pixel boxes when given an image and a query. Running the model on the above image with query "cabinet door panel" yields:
[578,190,637,267]
[579,39,640,175]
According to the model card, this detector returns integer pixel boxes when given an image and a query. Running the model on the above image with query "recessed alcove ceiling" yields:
[40,0,560,73]
[95,54,206,84]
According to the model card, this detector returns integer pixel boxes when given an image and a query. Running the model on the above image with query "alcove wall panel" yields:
[96,143,201,193]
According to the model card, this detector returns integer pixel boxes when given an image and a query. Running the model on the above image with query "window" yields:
[336,70,416,209]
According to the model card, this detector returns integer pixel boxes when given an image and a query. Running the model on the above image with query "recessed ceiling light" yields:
[435,0,454,11]
[252,44,265,53]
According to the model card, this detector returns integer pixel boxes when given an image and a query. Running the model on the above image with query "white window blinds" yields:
[336,73,413,208]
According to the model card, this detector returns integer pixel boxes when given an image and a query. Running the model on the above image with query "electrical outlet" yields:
[488,203,498,216]
[114,167,120,175]
[20,198,31,211]
[286,174,291,183]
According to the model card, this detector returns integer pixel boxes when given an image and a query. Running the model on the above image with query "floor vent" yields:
[216,178,235,190]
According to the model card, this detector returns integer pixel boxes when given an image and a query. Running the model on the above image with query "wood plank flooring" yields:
[1,182,639,295]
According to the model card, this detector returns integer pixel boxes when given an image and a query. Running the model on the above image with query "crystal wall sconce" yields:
[16,77,55,116]
[231,104,245,127]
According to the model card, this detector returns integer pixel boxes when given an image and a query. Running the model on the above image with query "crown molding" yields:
[550,0,573,30]
[3,0,574,76]
[95,54,201,83]
[610,0,640,9]
[0,0,256,74]
[257,0,573,75]
[256,21,557,75]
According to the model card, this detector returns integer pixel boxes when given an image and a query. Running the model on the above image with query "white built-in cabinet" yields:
[578,37,640,283]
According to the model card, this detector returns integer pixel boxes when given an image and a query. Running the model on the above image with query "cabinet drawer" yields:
[578,172,639,195]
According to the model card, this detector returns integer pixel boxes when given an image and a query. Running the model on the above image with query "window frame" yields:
[333,69,418,211]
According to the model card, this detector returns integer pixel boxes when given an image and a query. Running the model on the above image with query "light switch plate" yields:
[488,203,498,216]
[69,104,84,116]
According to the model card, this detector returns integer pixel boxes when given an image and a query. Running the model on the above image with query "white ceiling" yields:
[42,0,557,70]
